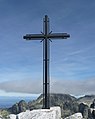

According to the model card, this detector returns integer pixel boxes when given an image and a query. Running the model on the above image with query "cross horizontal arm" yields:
[23,34,45,40]
[48,33,70,39]
[23,33,70,40]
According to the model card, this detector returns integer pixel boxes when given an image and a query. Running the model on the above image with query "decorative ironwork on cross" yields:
[23,15,70,109]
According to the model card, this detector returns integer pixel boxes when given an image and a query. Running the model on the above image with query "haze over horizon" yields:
[0,0,95,96]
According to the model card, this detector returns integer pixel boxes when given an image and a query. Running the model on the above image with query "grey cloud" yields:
[0,78,95,96]
[51,78,95,95]
[0,79,42,94]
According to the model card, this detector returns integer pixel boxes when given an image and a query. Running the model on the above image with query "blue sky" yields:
[0,0,95,96]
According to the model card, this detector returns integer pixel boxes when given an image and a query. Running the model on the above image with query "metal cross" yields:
[23,15,70,109]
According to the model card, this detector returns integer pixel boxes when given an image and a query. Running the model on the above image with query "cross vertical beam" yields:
[23,15,70,109]
[43,15,50,109]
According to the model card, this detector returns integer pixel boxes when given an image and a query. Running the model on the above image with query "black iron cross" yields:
[23,15,70,109]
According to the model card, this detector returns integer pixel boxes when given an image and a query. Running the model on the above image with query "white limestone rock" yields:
[9,106,62,119]
[0,115,2,119]
[9,114,16,119]
[18,106,61,119]
[64,113,83,119]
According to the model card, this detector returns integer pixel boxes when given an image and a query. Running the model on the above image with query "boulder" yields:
[9,114,16,119]
[90,99,95,109]
[0,115,2,119]
[64,113,83,119]
[92,109,95,118]
[9,106,62,119]
[18,107,61,119]
[78,103,90,118]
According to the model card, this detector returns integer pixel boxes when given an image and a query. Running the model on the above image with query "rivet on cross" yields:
[23,15,70,109]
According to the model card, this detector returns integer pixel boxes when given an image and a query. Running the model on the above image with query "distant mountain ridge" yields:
[77,95,95,106]
[0,93,95,118]
[0,96,36,109]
